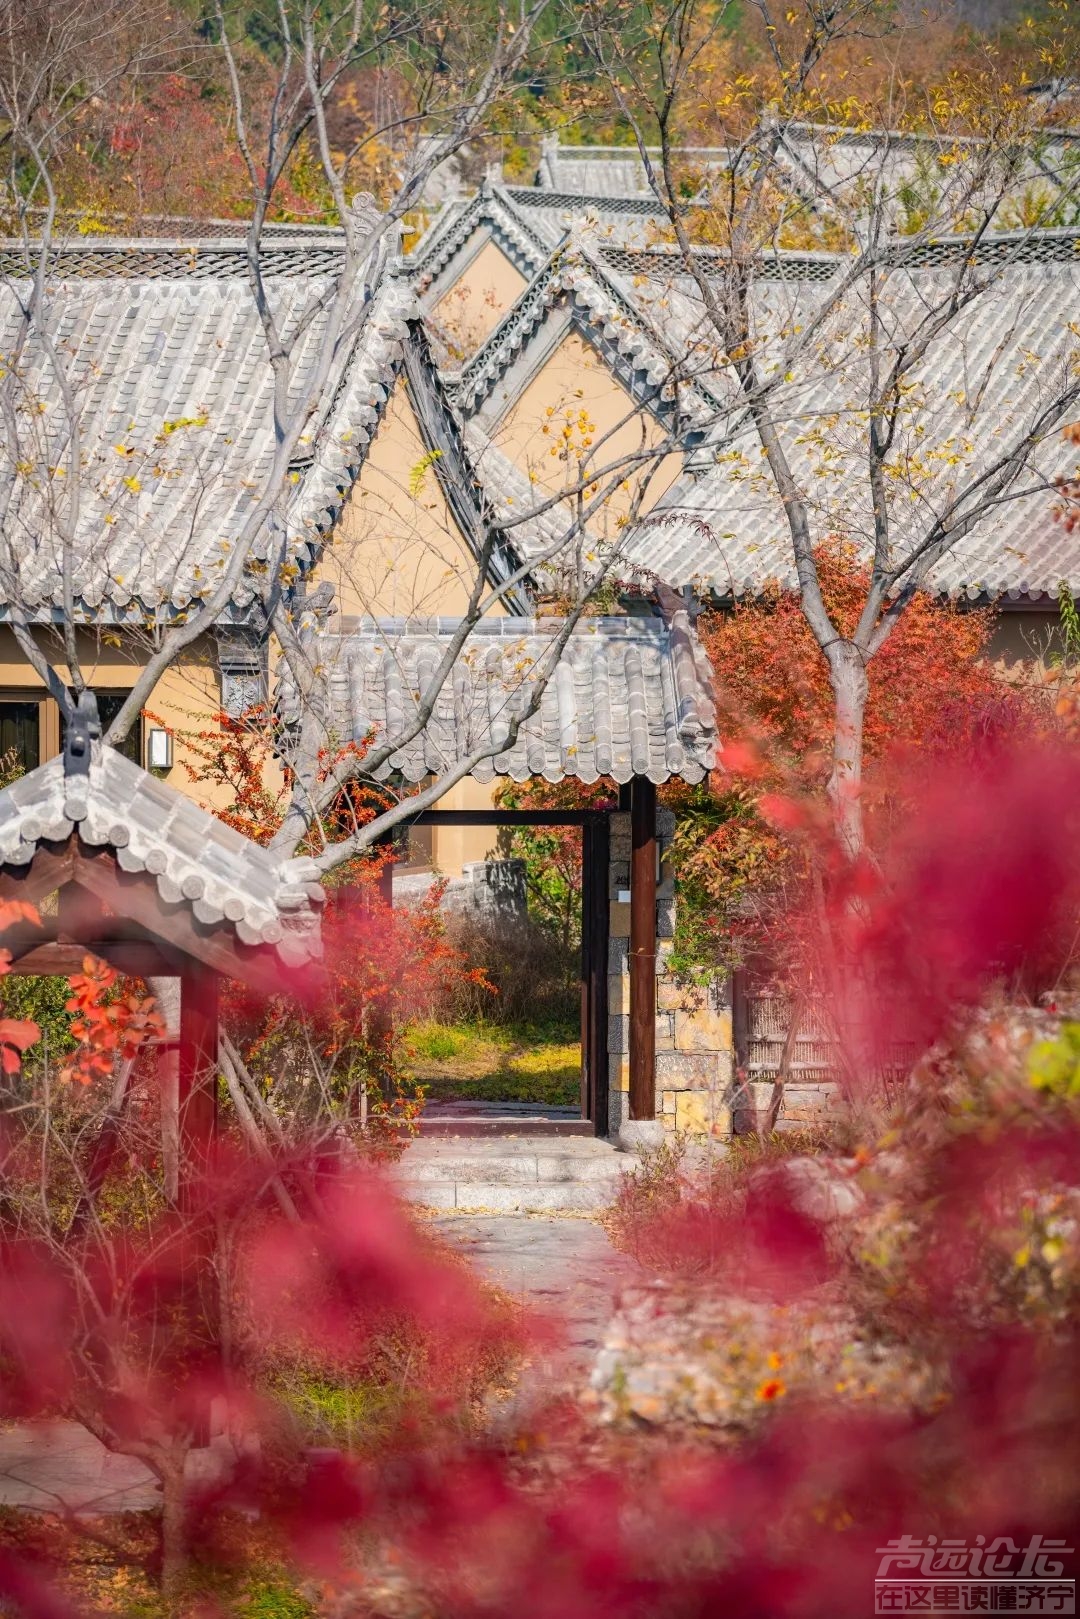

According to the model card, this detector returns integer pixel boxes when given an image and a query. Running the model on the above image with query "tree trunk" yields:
[826,639,869,863]
[159,1463,187,1607]
[149,977,181,1205]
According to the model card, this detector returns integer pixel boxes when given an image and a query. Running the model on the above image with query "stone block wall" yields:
[393,858,526,917]
[732,1079,843,1135]
[606,809,735,1141]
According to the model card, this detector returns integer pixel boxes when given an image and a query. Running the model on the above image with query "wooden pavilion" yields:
[0,695,324,1167]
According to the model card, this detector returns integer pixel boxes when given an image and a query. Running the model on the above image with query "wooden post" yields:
[178,965,219,1206]
[580,815,610,1133]
[629,776,657,1120]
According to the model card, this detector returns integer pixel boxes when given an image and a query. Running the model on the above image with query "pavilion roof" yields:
[0,232,545,623]
[610,233,1080,602]
[0,746,324,968]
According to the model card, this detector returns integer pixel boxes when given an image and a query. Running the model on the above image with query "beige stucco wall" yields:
[432,237,528,357]
[429,773,500,874]
[493,332,683,543]
[312,381,508,623]
[0,626,259,811]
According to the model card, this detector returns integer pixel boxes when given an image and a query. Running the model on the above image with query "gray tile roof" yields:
[461,422,582,563]
[283,612,718,785]
[612,242,1080,600]
[535,138,732,199]
[0,746,324,966]
[502,187,668,241]
[772,123,1080,231]
[408,185,554,284]
[533,131,1080,234]
[0,234,347,281]
[0,243,417,620]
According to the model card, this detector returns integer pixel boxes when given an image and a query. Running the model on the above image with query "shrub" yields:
[428,910,580,1027]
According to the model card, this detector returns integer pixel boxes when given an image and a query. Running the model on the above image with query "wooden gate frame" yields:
[411,783,658,1136]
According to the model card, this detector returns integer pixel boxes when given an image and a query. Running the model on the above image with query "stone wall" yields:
[732,1079,843,1135]
[393,857,526,917]
[606,809,735,1141]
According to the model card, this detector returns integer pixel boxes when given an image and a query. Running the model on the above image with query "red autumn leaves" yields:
[0,899,164,1086]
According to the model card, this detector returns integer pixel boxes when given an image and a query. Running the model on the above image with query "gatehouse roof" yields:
[280,609,719,786]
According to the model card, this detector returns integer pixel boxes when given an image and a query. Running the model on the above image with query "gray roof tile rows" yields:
[610,247,1080,599]
[0,237,346,281]
[461,423,582,563]
[535,139,732,199]
[408,186,554,284]
[771,123,1080,229]
[0,746,323,965]
[0,253,417,620]
[534,132,1080,232]
[282,612,718,786]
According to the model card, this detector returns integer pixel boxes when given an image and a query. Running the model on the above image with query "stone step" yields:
[395,1133,633,1212]
[405,1132,619,1152]
[400,1181,621,1213]
[401,1152,630,1184]
[415,1117,594,1137]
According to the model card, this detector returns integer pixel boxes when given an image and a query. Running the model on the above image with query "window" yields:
[0,702,40,775]
[59,693,141,765]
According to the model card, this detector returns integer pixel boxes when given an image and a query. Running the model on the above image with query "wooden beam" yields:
[409,809,609,827]
[0,841,75,906]
[364,833,395,1096]
[6,941,185,977]
[629,776,657,1121]
[178,964,219,1208]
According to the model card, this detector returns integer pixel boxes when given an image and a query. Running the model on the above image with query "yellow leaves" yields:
[113,443,135,456]
[408,448,443,496]
[122,475,141,493]
[156,413,209,441]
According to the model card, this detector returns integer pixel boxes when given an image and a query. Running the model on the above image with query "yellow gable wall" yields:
[432,236,528,358]
[308,379,503,872]
[493,331,682,543]
[311,379,506,623]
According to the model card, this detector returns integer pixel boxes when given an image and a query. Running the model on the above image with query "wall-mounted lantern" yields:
[147,727,173,772]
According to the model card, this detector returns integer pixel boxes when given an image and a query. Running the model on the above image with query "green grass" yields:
[404,1017,581,1107]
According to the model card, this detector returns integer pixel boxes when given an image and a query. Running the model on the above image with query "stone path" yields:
[0,1419,160,1515]
[434,1212,640,1374]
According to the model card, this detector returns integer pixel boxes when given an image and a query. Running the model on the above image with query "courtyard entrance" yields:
[393,808,610,1137]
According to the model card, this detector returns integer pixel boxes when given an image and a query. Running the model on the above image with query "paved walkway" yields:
[0,1419,160,1515]
[434,1212,640,1379]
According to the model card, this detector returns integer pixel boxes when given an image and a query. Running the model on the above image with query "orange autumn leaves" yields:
[0,899,162,1085]
[675,541,1025,955]
[0,898,42,1075]
[62,957,164,1087]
